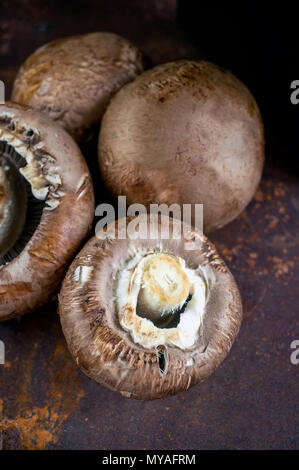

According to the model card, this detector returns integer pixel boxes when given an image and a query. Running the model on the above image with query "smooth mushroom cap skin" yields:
[59,216,242,400]
[0,102,94,321]
[12,32,145,142]
[98,60,265,233]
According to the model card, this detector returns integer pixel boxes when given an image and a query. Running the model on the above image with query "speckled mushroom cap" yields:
[12,32,145,143]
[0,102,94,321]
[98,60,265,233]
[59,215,242,400]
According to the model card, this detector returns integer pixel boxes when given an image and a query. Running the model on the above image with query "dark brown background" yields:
[0,0,298,450]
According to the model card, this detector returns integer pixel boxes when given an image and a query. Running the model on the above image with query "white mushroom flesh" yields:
[116,249,209,350]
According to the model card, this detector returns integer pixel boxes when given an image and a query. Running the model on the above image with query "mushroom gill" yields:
[0,141,45,265]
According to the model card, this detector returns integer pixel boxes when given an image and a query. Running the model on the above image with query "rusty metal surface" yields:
[0,0,298,450]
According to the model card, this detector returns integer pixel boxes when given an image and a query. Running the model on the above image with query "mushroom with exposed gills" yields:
[59,214,242,400]
[0,102,94,321]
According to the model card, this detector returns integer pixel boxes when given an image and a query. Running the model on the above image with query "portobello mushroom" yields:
[0,102,94,321]
[59,215,242,400]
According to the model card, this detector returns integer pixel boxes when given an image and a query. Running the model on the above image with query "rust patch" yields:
[267,256,295,279]
[1,327,85,449]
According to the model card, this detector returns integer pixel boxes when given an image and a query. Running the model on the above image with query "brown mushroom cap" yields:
[0,102,94,321]
[11,32,145,143]
[59,215,242,400]
[98,60,265,233]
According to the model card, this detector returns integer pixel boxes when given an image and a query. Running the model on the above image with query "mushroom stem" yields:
[137,254,190,322]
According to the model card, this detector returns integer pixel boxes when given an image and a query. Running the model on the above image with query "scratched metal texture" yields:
[0,0,298,450]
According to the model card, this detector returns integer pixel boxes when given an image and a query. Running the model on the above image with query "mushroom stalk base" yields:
[137,254,191,323]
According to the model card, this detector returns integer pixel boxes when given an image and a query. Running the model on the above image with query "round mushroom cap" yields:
[12,32,145,143]
[59,215,242,400]
[0,102,94,321]
[98,60,265,233]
